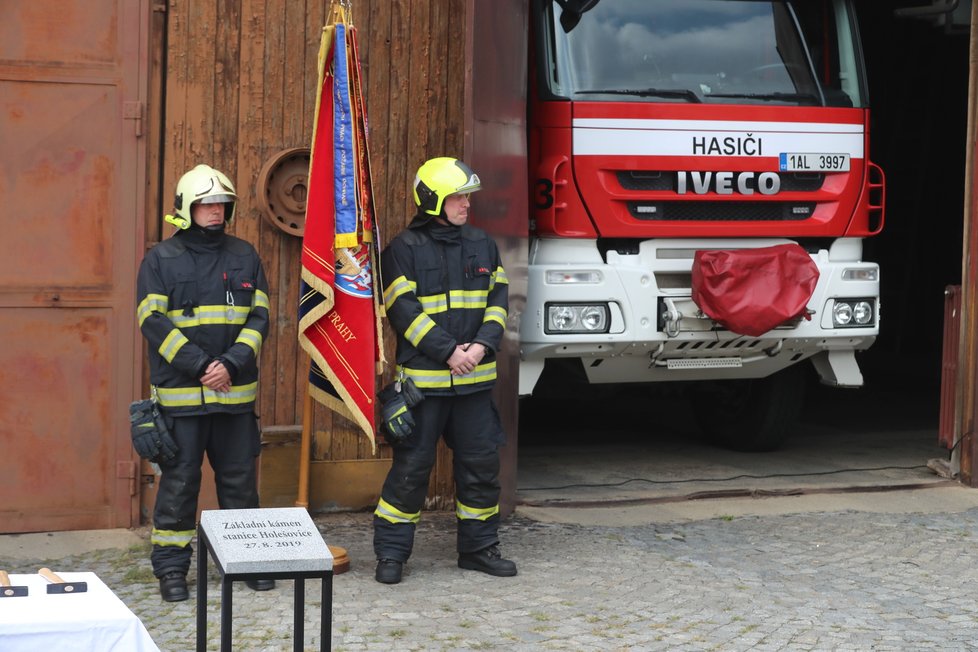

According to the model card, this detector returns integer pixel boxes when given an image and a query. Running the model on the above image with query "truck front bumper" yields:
[519,237,879,394]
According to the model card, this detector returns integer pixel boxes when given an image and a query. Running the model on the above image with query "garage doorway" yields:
[516,2,969,506]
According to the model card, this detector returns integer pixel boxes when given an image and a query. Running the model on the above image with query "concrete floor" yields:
[515,374,953,516]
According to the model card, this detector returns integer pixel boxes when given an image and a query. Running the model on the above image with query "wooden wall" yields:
[148,0,472,509]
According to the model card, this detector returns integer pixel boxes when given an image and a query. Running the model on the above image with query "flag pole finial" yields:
[328,0,353,25]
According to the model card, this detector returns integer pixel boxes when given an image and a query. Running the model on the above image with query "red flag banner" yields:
[299,6,384,451]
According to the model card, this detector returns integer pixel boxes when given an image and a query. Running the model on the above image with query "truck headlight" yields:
[545,303,610,333]
[853,301,873,325]
[832,298,875,328]
[834,302,853,325]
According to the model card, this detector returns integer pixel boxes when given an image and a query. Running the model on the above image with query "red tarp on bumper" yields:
[691,243,819,337]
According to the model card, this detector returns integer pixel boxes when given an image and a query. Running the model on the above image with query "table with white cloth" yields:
[0,571,160,652]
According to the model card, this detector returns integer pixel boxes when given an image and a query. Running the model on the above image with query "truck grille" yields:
[628,201,816,221]
[617,170,825,192]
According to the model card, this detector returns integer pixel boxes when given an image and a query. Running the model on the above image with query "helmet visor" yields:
[454,171,481,195]
[199,194,234,204]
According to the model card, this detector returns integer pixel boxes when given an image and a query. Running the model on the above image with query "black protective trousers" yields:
[374,390,504,562]
[150,411,261,577]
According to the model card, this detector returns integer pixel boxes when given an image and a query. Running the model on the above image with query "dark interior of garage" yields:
[516,2,973,503]
[859,1,968,388]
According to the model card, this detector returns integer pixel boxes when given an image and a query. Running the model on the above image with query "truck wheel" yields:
[691,365,807,452]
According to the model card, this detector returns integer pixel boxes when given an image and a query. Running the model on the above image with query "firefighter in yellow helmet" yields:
[135,164,273,601]
[373,157,516,584]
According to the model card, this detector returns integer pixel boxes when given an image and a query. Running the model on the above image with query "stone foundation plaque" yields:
[198,507,332,574]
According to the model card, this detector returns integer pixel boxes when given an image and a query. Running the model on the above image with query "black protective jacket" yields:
[381,215,508,396]
[136,228,270,415]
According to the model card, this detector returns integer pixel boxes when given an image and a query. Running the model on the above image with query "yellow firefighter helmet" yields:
[413,157,481,216]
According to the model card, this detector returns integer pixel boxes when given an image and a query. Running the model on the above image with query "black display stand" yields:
[195,510,333,651]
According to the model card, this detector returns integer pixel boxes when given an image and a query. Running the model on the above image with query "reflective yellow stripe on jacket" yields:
[153,382,258,408]
[159,330,190,363]
[405,313,437,347]
[417,293,449,314]
[414,288,498,314]
[235,328,264,357]
[137,293,169,326]
[483,305,507,329]
[166,304,252,328]
[491,266,508,287]
[397,361,497,390]
[383,276,416,305]
[449,289,487,309]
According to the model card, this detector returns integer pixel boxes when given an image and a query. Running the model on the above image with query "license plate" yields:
[779,153,850,172]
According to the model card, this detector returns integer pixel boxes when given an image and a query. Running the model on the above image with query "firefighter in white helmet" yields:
[373,157,517,584]
[135,164,272,601]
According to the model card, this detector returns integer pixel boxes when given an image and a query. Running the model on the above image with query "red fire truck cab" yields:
[521,0,885,450]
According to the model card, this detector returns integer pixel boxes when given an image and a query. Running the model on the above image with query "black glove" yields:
[398,378,425,408]
[129,399,179,463]
[378,383,418,444]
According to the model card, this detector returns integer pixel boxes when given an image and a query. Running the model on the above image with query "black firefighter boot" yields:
[375,559,404,584]
[458,545,517,577]
[159,571,189,602]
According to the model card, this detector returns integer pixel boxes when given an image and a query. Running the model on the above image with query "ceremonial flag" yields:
[299,5,384,451]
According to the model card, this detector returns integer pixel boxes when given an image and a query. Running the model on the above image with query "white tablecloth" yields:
[0,572,159,652]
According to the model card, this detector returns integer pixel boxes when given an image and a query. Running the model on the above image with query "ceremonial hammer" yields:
[0,570,28,597]
[39,567,88,594]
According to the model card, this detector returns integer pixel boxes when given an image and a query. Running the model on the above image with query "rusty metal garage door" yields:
[0,1,149,532]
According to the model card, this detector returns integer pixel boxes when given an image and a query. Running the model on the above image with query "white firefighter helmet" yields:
[165,164,238,230]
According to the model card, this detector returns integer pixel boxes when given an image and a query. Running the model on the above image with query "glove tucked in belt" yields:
[378,378,424,444]
[129,399,179,463]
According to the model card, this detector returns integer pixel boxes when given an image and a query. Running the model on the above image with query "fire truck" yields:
[520,0,885,450]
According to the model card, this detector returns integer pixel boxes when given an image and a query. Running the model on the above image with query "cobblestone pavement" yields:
[8,498,978,651]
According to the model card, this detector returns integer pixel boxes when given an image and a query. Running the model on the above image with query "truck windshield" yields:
[542,0,866,107]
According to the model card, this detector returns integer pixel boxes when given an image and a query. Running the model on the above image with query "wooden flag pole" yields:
[295,364,313,509]
[295,358,350,573]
